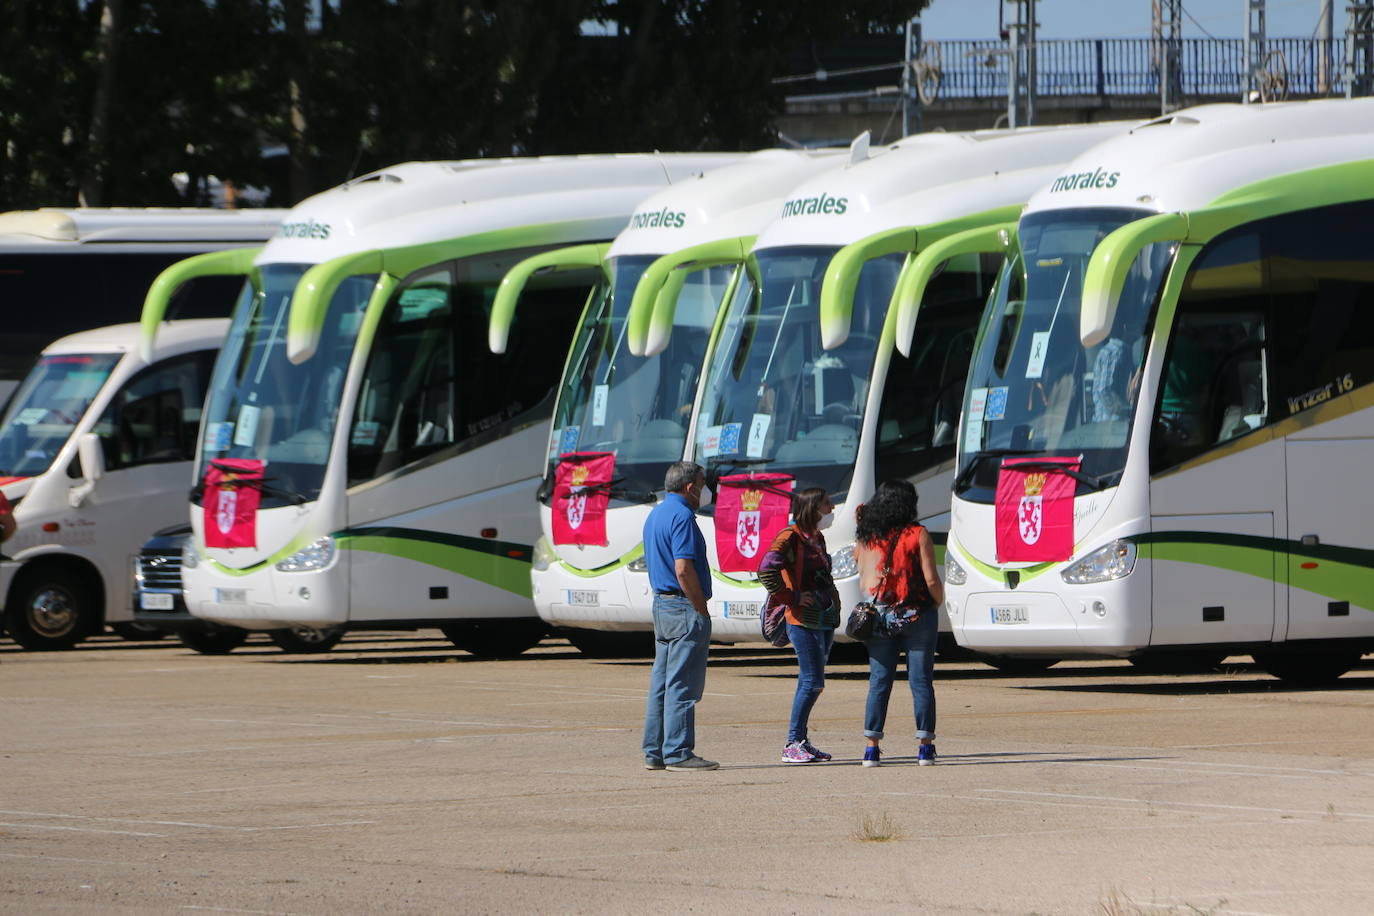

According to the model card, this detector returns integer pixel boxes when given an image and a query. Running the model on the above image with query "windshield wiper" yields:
[956,449,1115,493]
[189,475,310,506]
[953,448,1038,491]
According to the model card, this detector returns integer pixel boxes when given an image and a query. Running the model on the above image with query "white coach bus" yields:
[907,100,1374,683]
[488,147,851,654]
[670,124,1131,654]
[0,207,284,403]
[140,156,743,656]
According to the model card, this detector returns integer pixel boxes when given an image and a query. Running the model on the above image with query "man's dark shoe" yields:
[665,755,719,771]
[644,757,666,770]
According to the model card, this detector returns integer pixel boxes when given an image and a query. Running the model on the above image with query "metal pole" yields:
[1025,0,1037,124]
[1243,0,1266,103]
[1007,2,1020,128]
[1319,0,1333,94]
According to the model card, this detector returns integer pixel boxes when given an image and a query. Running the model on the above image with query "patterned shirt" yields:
[758,525,839,630]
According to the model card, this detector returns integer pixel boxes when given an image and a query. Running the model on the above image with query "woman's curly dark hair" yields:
[855,479,919,546]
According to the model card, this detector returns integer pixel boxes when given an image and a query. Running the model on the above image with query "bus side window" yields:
[93,353,210,469]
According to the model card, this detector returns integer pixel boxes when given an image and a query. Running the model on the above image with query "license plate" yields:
[566,589,600,607]
[140,593,174,611]
[723,601,761,619]
[991,605,1029,625]
[216,588,247,604]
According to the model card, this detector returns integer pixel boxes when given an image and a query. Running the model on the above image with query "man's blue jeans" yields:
[642,594,711,765]
[863,608,938,740]
[786,623,833,744]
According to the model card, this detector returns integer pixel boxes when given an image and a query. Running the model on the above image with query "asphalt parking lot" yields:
[4,632,1374,915]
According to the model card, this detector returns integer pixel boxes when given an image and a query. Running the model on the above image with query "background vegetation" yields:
[0,0,928,208]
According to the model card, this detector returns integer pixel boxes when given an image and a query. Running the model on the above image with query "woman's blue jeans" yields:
[863,608,938,741]
[786,623,833,744]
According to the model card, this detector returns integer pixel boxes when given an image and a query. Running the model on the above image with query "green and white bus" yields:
[140,155,743,656]
[489,147,850,654]
[909,99,1374,683]
[612,124,1130,653]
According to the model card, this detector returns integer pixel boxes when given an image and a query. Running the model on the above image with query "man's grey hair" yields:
[664,460,704,494]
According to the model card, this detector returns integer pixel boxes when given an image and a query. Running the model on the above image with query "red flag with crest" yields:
[203,459,265,549]
[995,457,1080,563]
[552,452,614,546]
[714,473,794,572]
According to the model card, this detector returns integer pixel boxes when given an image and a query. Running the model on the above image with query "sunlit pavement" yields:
[4,632,1374,915]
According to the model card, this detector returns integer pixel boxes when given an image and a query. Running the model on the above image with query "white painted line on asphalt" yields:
[0,821,167,838]
[182,906,304,915]
[1069,760,1314,780]
[190,717,343,729]
[983,788,1374,820]
[0,809,374,833]
[177,783,299,795]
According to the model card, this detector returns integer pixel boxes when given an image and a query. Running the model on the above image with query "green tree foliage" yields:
[0,0,927,209]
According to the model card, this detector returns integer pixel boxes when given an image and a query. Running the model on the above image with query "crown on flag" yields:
[570,465,590,486]
[1022,472,1047,497]
[740,489,763,512]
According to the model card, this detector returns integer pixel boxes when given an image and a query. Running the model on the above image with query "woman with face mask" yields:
[757,487,841,763]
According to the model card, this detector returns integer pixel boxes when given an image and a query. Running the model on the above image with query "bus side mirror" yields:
[69,433,105,507]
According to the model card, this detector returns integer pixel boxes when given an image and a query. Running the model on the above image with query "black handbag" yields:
[845,601,878,640]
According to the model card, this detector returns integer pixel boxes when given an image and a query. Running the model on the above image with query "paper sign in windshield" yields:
[233,405,261,448]
[747,414,771,457]
[591,385,609,426]
[984,387,1009,421]
[701,425,722,458]
[558,425,580,456]
[1025,331,1050,379]
[718,422,742,455]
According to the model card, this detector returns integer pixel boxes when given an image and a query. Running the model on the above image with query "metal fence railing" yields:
[928,38,1347,102]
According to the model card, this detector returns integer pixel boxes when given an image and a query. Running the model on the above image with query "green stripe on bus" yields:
[337,527,533,598]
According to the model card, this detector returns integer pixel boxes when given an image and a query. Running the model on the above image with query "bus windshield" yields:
[551,255,733,497]
[195,263,374,508]
[692,246,902,502]
[0,353,121,477]
[956,207,1173,498]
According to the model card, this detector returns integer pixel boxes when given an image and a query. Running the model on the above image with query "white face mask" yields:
[819,511,835,528]
[697,485,713,509]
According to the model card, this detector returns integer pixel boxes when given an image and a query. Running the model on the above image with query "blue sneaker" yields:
[861,745,881,767]
[918,743,937,766]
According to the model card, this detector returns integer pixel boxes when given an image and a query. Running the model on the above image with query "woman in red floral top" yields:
[758,487,841,763]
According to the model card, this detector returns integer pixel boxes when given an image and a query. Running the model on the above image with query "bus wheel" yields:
[110,621,169,642]
[979,654,1060,675]
[268,625,344,653]
[563,628,654,658]
[178,623,248,655]
[5,571,97,650]
[440,619,547,658]
[1252,648,1363,686]
[1129,650,1226,674]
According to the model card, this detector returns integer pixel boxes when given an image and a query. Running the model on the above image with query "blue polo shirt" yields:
[642,492,712,600]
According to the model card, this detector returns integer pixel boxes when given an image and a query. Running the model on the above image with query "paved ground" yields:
[3,631,1374,915]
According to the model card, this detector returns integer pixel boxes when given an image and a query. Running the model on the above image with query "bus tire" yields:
[440,619,547,658]
[4,568,98,650]
[268,625,344,653]
[979,654,1060,675]
[178,623,248,655]
[1252,647,1363,686]
[110,621,169,642]
[1129,650,1226,674]
[563,628,654,658]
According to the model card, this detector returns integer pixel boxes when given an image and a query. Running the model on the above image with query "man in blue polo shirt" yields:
[641,460,717,772]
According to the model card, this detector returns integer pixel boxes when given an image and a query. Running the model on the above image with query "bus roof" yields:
[256,154,744,267]
[753,122,1136,253]
[606,148,852,259]
[43,318,229,357]
[0,208,288,246]
[1025,98,1374,216]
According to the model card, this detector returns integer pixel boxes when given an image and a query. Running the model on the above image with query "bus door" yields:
[1148,230,1278,647]
[344,261,585,620]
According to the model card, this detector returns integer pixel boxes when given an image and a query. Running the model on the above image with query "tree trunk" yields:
[79,0,124,206]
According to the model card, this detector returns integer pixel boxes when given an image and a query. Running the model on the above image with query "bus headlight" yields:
[275,536,335,572]
[944,553,967,586]
[626,553,648,573]
[1061,540,1136,584]
[532,537,558,572]
[829,544,858,579]
[181,540,200,570]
